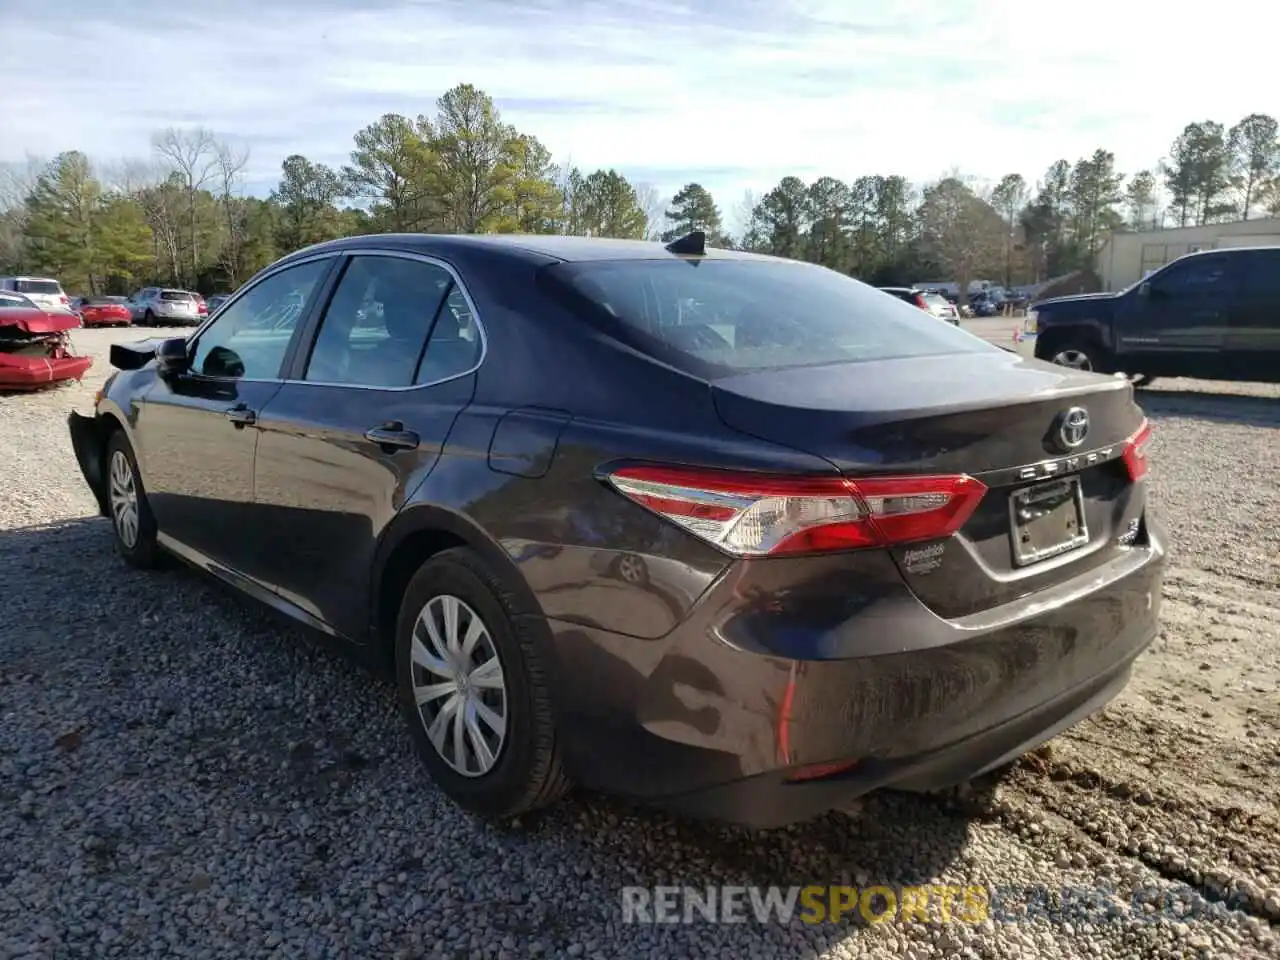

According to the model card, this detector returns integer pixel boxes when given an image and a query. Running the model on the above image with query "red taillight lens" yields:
[1123,419,1153,482]
[914,295,929,309]
[604,465,987,557]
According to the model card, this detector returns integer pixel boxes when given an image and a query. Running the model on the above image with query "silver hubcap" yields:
[410,595,507,778]
[108,450,140,548]
[618,554,645,583]
[1052,349,1092,371]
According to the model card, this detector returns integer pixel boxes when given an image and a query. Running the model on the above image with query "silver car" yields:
[127,287,203,326]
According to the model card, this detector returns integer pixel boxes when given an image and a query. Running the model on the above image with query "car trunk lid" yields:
[710,351,1149,618]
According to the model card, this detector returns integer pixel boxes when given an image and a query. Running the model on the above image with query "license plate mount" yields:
[1009,476,1089,567]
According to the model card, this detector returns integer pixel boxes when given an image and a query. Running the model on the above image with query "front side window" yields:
[543,259,998,376]
[1151,257,1233,296]
[303,255,457,387]
[190,259,328,379]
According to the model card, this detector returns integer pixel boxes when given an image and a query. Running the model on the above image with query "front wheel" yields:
[105,431,162,568]
[394,547,570,819]
[1046,338,1110,374]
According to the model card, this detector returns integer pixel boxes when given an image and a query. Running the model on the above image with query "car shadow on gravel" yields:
[1137,388,1279,429]
[1,516,993,958]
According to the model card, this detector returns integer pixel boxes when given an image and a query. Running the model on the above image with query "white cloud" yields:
[2,0,1274,228]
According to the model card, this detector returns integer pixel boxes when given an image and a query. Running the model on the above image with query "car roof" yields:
[1182,244,1280,257]
[289,232,779,265]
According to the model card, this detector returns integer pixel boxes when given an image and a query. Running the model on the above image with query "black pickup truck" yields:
[1032,246,1280,386]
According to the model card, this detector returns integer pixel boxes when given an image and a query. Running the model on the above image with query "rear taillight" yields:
[1123,419,1153,482]
[913,295,929,310]
[604,465,987,556]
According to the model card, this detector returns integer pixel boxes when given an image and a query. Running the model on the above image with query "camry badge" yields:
[1055,407,1090,451]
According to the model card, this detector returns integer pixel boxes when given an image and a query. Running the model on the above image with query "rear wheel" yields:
[105,431,161,568]
[394,547,570,819]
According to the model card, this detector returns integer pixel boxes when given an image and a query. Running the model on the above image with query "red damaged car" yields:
[0,293,93,390]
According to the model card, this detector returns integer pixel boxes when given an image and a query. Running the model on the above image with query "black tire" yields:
[143,309,155,326]
[104,430,162,569]
[394,547,570,819]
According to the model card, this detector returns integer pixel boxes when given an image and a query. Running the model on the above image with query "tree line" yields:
[1,81,1276,299]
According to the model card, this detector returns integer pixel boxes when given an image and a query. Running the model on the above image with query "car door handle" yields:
[224,404,256,427]
[364,422,419,452]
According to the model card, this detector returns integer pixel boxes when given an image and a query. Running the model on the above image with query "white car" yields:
[127,287,203,325]
[0,276,72,313]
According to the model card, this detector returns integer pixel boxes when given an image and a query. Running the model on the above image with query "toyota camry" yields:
[67,232,1164,828]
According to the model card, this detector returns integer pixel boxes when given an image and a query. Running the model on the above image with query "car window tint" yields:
[304,256,453,387]
[415,286,482,385]
[191,259,328,379]
[1154,257,1231,295]
[1242,252,1280,295]
[544,260,997,375]
[14,279,61,295]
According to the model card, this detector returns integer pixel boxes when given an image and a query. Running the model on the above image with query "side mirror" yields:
[155,337,191,378]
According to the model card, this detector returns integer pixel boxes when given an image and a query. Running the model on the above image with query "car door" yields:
[132,255,338,576]
[251,250,483,640]
[1112,253,1239,378]
[1223,248,1280,382]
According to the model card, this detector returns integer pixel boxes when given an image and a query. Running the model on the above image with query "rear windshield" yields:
[923,294,950,307]
[544,259,997,375]
[160,290,193,301]
[14,279,62,295]
[87,296,126,305]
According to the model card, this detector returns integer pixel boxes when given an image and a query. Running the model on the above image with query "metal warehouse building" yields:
[1096,217,1280,292]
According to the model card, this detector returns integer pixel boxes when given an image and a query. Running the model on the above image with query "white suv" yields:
[0,276,72,313]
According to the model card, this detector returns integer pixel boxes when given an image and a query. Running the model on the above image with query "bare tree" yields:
[152,127,219,285]
[97,158,164,196]
[0,155,48,212]
[632,181,665,240]
[214,140,250,287]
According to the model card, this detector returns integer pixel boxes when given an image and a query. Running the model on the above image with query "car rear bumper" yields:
[544,516,1166,828]
[68,411,109,516]
[0,353,92,390]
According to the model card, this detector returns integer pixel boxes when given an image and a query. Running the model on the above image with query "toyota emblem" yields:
[1056,407,1090,450]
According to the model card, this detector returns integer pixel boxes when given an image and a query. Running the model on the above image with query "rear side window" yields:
[544,260,997,375]
[14,279,62,295]
[303,255,479,388]
[160,290,192,301]
[1241,251,1280,295]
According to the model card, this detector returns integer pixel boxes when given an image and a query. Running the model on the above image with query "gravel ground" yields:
[1,327,1277,960]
